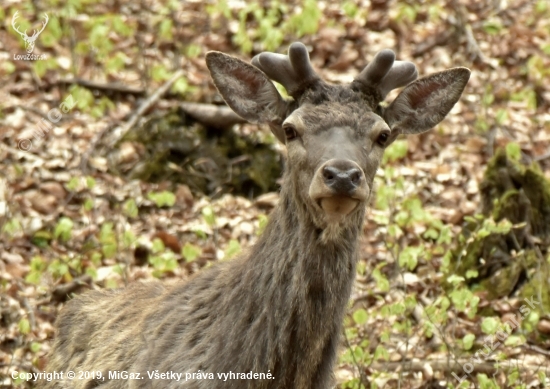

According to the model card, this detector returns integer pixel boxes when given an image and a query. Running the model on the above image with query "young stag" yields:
[45,42,469,389]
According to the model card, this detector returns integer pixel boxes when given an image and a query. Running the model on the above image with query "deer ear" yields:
[206,51,289,129]
[383,67,470,138]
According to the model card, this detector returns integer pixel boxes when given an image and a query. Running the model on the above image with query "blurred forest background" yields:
[1,0,550,388]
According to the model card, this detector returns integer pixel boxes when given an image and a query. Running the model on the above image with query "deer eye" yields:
[283,124,298,141]
[376,130,390,146]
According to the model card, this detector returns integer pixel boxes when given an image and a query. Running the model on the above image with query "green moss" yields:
[107,107,282,197]
[447,148,550,308]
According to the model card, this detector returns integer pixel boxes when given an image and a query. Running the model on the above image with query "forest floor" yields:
[1,0,550,388]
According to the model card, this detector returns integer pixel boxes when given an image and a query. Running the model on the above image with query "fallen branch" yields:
[180,102,246,128]
[57,78,145,96]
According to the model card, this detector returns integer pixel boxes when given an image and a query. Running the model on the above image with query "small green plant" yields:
[18,318,30,334]
[224,239,241,259]
[149,238,178,277]
[148,190,176,207]
[202,206,216,227]
[100,222,118,258]
[25,256,48,284]
[123,199,139,218]
[182,242,201,262]
[54,217,74,242]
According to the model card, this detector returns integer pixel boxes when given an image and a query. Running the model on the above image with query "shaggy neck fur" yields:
[212,170,366,388]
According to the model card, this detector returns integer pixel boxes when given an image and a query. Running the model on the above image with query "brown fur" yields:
[45,44,469,389]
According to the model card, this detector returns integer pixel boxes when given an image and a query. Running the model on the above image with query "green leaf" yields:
[123,199,139,218]
[148,191,176,208]
[536,0,548,12]
[481,317,499,334]
[202,206,216,227]
[372,266,389,292]
[32,57,58,78]
[151,238,165,254]
[111,16,132,37]
[30,342,41,353]
[225,239,241,259]
[2,61,15,74]
[398,246,422,271]
[106,52,127,74]
[83,198,94,211]
[352,308,368,325]
[149,251,178,277]
[505,142,521,161]
[462,333,475,350]
[32,230,51,248]
[446,274,465,285]
[184,44,202,58]
[483,19,503,35]
[25,271,42,285]
[182,242,201,262]
[257,214,268,235]
[48,259,69,278]
[85,176,96,189]
[373,345,389,361]
[171,77,189,95]
[151,64,172,82]
[100,222,117,258]
[54,217,74,242]
[383,140,408,163]
[504,335,524,347]
[158,19,173,41]
[66,177,80,191]
[193,228,207,240]
[495,109,508,126]
[465,269,478,279]
[19,318,30,334]
[342,1,358,17]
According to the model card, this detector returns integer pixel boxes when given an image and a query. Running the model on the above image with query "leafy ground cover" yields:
[1,0,550,388]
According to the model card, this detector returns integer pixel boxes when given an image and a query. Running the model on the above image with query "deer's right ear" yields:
[206,52,289,138]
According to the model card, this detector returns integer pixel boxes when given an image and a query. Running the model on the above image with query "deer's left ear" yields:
[383,67,470,140]
[206,52,290,128]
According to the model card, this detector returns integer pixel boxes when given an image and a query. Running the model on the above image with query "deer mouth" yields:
[317,195,360,223]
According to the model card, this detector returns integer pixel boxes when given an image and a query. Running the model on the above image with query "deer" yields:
[44,42,469,389]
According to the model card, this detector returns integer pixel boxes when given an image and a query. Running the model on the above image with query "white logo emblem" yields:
[12,11,49,54]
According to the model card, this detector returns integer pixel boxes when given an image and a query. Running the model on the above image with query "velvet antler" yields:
[352,49,418,101]
[252,43,418,104]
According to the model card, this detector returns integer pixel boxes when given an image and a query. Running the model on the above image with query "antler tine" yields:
[252,42,321,98]
[12,11,26,37]
[354,49,418,101]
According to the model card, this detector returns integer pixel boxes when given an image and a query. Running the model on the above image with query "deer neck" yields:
[236,183,364,384]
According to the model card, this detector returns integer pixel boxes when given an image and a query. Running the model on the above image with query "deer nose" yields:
[322,163,363,196]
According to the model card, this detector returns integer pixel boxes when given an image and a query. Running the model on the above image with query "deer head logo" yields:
[12,11,49,54]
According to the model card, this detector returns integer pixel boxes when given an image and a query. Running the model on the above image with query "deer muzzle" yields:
[309,159,369,222]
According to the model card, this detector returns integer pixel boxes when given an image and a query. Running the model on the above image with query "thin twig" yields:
[106,69,185,147]
[0,142,46,163]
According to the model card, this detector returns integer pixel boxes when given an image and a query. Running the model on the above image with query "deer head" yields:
[12,11,49,54]
[206,43,469,240]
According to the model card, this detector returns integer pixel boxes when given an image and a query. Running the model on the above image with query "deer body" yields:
[45,42,469,389]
